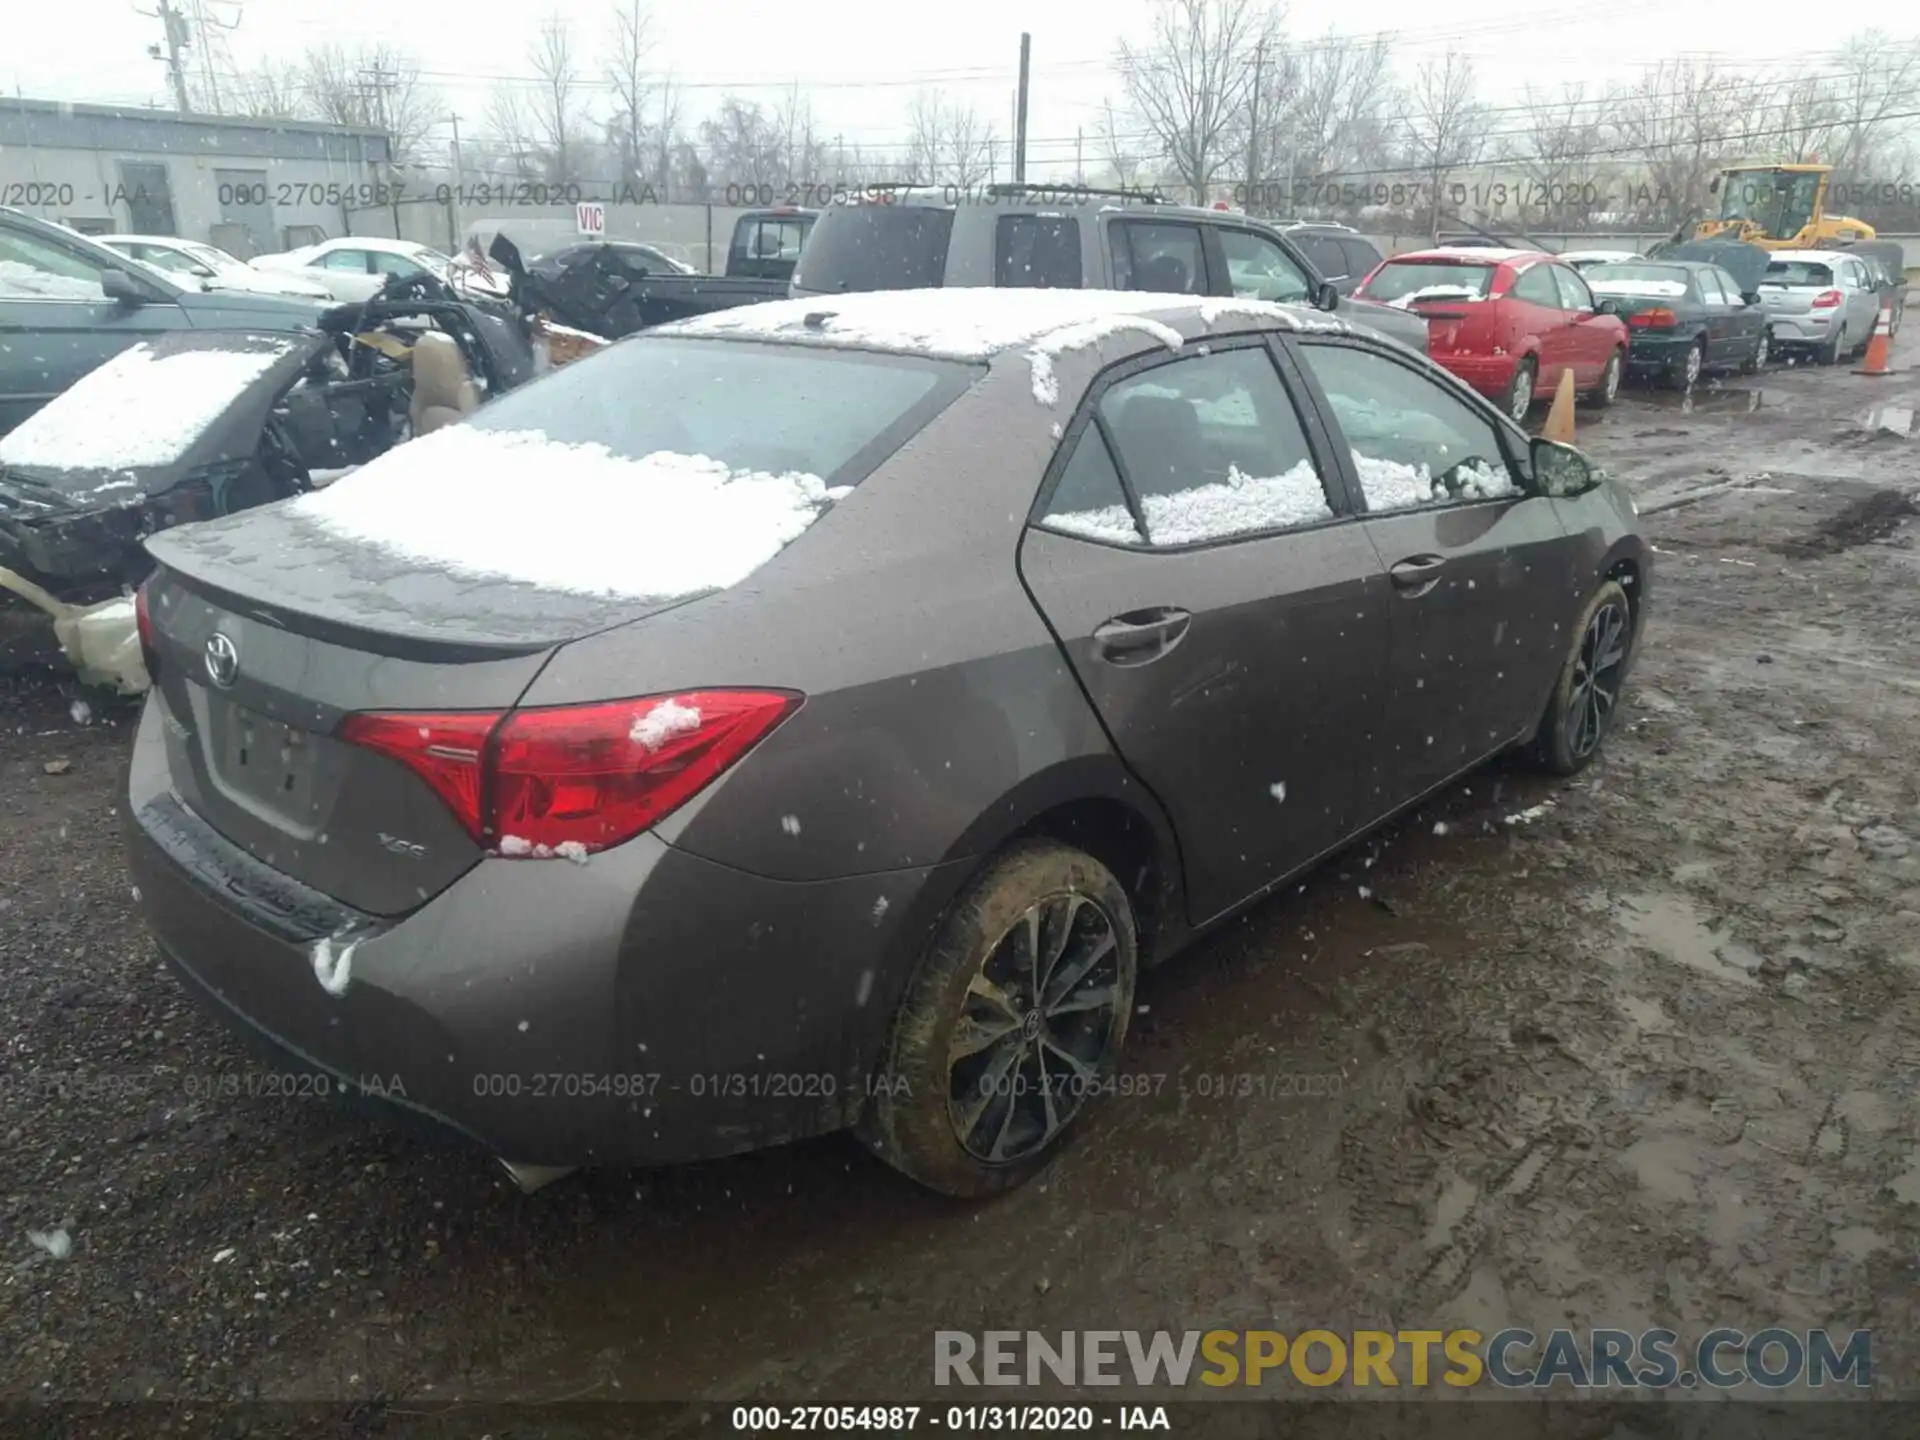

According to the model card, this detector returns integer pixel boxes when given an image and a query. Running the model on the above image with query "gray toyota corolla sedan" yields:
[125,288,1648,1197]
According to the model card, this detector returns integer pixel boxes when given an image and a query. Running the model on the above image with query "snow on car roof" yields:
[1764,249,1857,263]
[656,288,1323,361]
[0,338,297,477]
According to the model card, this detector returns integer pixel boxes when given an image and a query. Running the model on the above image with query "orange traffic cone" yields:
[1541,367,1577,443]
[1853,302,1898,376]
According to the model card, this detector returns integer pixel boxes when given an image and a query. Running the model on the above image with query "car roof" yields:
[1765,249,1853,263]
[310,235,435,255]
[653,287,1357,362]
[98,234,206,249]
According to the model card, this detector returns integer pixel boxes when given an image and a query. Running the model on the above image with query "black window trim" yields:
[1026,330,1358,554]
[1282,332,1539,516]
[1201,222,1323,302]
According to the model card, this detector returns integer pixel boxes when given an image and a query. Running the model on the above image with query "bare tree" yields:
[528,11,587,185]
[1509,83,1612,227]
[1256,31,1396,212]
[1403,51,1488,234]
[652,74,685,191]
[1824,31,1920,174]
[1095,99,1145,189]
[297,43,440,166]
[774,83,828,189]
[228,60,303,121]
[700,98,786,190]
[1115,0,1277,203]
[902,89,998,185]
[1610,61,1754,227]
[479,83,538,181]
[605,0,653,191]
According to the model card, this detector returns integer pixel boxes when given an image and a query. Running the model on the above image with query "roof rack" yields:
[980,181,1173,205]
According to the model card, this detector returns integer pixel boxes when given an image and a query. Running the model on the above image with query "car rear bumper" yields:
[1429,351,1519,396]
[1624,332,1698,369]
[1762,313,1837,344]
[125,698,968,1169]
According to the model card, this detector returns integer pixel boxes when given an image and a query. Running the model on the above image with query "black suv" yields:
[789,186,1428,353]
[1274,222,1385,297]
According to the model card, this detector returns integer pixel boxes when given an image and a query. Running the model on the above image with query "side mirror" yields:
[1742,292,1761,306]
[100,267,149,306]
[1314,280,1339,312]
[1531,438,1599,498]
[1594,298,1618,316]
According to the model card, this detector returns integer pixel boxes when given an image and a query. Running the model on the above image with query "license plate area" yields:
[201,688,322,821]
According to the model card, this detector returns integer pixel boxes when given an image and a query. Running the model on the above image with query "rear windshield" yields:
[794,206,955,293]
[1762,261,1834,287]
[1584,264,1693,294]
[995,215,1082,288]
[1359,261,1494,304]
[466,336,974,486]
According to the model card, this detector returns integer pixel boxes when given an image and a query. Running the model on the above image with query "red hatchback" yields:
[1355,248,1629,422]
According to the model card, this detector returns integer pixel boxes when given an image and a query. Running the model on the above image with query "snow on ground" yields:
[294,427,841,600]
[0,341,294,474]
[1048,459,1332,545]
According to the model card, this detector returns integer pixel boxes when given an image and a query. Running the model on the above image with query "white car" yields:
[1559,249,1647,272]
[1755,249,1884,363]
[251,236,511,304]
[98,235,334,301]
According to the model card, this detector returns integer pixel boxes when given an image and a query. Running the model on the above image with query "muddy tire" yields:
[858,841,1137,1198]
[1741,327,1770,375]
[1818,323,1846,366]
[1584,349,1623,408]
[1503,358,1537,422]
[1668,338,1704,390]
[1532,580,1634,776]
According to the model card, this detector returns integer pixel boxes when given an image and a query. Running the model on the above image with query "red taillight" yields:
[339,690,800,857]
[338,710,498,841]
[1811,289,1842,309]
[1629,307,1678,329]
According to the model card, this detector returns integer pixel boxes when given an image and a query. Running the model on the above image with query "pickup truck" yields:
[787,186,1429,354]
[522,207,817,338]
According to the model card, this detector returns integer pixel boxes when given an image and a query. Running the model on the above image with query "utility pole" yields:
[1075,127,1083,185]
[139,0,194,115]
[448,111,466,252]
[1245,39,1266,209]
[186,0,241,115]
[1014,32,1031,186]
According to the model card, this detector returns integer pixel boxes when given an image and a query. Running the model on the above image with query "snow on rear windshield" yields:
[1763,261,1834,287]
[297,430,849,600]
[1359,262,1493,303]
[467,335,967,484]
[0,340,295,478]
[1586,264,1691,297]
[293,338,973,600]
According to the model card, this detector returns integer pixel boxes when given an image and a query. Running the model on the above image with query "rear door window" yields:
[1108,221,1207,295]
[321,249,371,273]
[1047,347,1335,547]
[794,206,954,292]
[1697,271,1728,306]
[1293,234,1347,279]
[996,215,1082,288]
[1297,342,1520,512]
[1339,237,1384,279]
[1510,263,1563,308]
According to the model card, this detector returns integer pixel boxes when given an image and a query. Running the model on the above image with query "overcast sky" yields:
[6,0,1902,179]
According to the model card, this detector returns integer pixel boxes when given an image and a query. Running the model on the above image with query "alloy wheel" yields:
[1603,353,1621,401]
[1509,367,1534,421]
[1753,330,1769,368]
[946,892,1123,1164]
[1682,343,1702,388]
[1564,600,1630,760]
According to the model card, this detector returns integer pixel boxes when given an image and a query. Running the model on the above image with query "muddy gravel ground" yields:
[1,347,1917,1432]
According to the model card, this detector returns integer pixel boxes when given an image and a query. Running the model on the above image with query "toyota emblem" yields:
[204,632,239,689]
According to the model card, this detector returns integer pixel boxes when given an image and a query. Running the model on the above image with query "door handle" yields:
[1093,607,1191,665]
[1389,555,1446,594]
